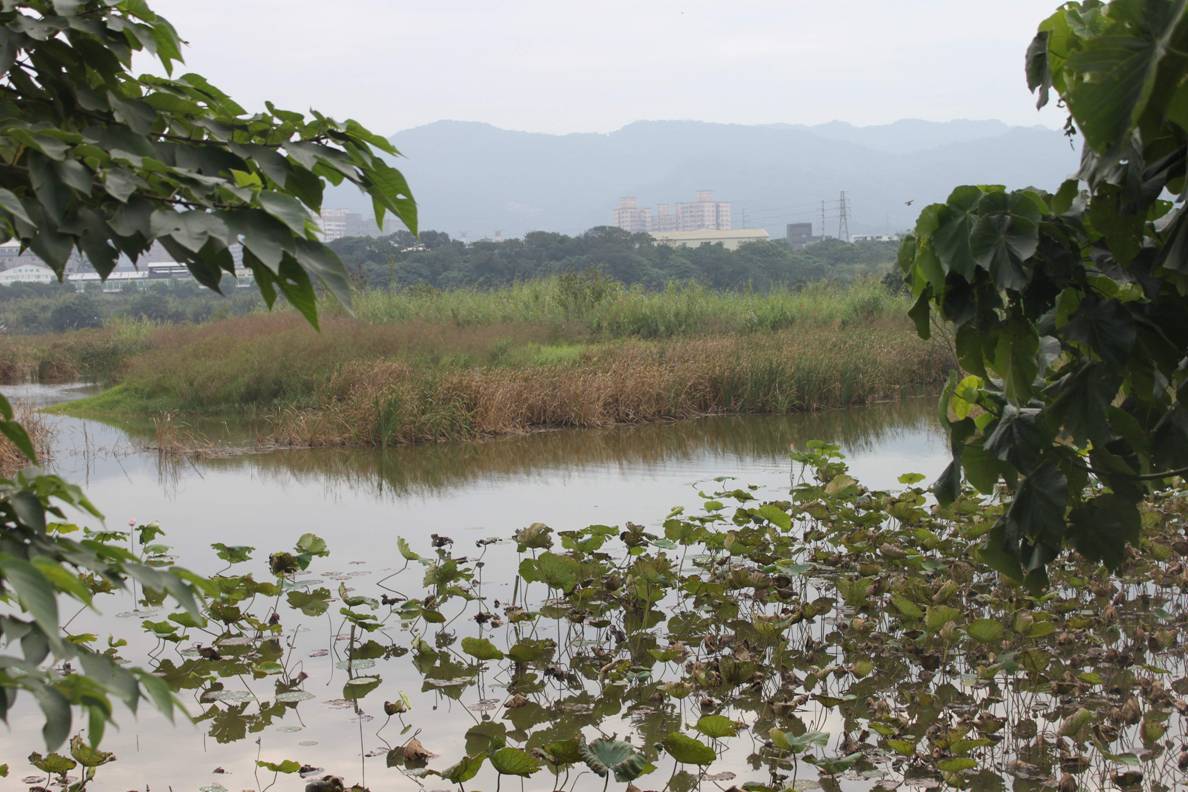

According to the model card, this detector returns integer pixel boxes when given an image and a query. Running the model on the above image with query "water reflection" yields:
[6,387,947,571]
[195,399,940,498]
[0,386,952,792]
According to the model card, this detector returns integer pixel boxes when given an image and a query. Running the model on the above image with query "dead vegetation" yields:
[0,401,53,475]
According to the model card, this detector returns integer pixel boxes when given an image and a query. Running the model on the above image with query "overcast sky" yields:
[148,1,1063,136]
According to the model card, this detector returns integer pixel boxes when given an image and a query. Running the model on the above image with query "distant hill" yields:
[329,119,1079,239]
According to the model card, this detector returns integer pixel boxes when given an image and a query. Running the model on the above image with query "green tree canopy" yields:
[900,0,1188,586]
[0,0,416,325]
[0,0,415,750]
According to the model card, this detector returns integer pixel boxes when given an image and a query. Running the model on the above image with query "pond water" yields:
[2,386,947,791]
[14,385,947,578]
[6,387,1186,792]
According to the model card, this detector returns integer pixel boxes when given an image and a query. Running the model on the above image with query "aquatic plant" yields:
[9,445,1185,791]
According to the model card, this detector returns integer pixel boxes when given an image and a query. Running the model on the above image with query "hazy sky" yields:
[148,1,1063,136]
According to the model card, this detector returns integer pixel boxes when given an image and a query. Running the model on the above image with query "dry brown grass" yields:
[46,281,953,447]
[110,312,576,410]
[149,411,217,456]
[0,320,155,385]
[0,401,53,475]
[265,320,951,448]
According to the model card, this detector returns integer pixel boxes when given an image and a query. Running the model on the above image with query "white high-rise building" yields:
[613,191,732,233]
[677,191,732,231]
[318,208,364,242]
[612,197,653,233]
[654,203,679,232]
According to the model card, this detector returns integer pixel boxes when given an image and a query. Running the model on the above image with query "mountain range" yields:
[330,119,1081,239]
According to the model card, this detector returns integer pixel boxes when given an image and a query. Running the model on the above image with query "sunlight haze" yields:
[148,0,1064,134]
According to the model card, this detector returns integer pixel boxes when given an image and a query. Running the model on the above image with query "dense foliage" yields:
[0,280,262,332]
[331,228,898,291]
[0,234,895,334]
[900,0,1188,585]
[0,0,413,752]
[0,0,414,325]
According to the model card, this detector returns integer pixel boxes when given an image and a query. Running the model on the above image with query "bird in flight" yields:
[904,200,914,206]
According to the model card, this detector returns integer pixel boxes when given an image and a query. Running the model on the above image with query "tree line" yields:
[0,230,897,334]
[329,227,898,291]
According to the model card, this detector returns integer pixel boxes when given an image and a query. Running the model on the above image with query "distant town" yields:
[612,190,900,251]
[0,198,901,291]
[0,209,368,290]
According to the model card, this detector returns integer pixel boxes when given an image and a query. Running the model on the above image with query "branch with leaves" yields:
[0,0,417,751]
[0,0,416,326]
[899,0,1188,587]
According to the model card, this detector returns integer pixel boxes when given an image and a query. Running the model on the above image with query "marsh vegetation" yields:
[11,279,949,448]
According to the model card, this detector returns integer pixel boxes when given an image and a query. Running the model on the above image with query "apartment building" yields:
[612,196,653,233]
[318,208,368,242]
[613,191,733,234]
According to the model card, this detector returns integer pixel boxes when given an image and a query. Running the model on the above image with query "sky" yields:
[147,1,1064,136]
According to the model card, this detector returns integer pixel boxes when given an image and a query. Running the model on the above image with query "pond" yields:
[2,387,1186,792]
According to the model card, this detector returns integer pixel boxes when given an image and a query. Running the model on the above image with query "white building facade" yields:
[0,263,54,286]
[614,191,732,234]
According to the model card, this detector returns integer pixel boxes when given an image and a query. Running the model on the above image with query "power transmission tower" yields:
[820,200,826,240]
[838,191,850,242]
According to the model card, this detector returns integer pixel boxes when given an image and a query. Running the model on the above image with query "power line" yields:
[838,191,850,242]
[730,194,853,240]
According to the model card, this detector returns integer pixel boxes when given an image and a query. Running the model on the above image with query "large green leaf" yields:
[28,751,76,775]
[755,503,791,531]
[465,721,506,755]
[489,747,541,777]
[580,738,649,781]
[1063,297,1136,369]
[924,604,962,632]
[0,555,59,637]
[931,185,984,280]
[438,754,484,784]
[30,684,71,750]
[256,759,301,774]
[258,190,311,235]
[1067,492,1140,570]
[965,618,1005,643]
[286,587,331,616]
[993,317,1040,404]
[148,209,230,254]
[1003,462,1069,559]
[662,733,716,765]
[969,190,1042,291]
[696,714,739,738]
[535,551,580,592]
[460,636,504,661]
[507,638,555,663]
[770,728,829,754]
[1064,0,1188,152]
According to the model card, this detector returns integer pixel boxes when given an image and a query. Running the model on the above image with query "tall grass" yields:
[350,277,905,338]
[0,317,156,384]
[265,325,948,447]
[44,278,952,446]
[0,400,52,475]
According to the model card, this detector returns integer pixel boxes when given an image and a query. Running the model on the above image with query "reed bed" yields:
[265,323,950,447]
[0,400,52,475]
[40,278,952,447]
[0,317,156,385]
[350,277,904,337]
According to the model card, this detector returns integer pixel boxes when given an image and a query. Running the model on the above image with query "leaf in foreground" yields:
[489,746,541,776]
[662,733,716,765]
